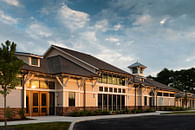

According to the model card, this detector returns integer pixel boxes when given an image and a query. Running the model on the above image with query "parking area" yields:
[74,115,195,130]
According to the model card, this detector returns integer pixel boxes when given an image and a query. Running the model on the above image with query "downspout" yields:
[155,89,157,110]
[22,73,25,110]
[134,86,136,111]
[83,79,86,111]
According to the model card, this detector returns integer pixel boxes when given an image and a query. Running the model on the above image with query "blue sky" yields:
[0,0,195,76]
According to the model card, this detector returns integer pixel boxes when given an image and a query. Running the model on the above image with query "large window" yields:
[108,75,112,84]
[69,92,75,106]
[157,92,162,96]
[31,80,39,89]
[31,57,39,66]
[98,73,126,86]
[144,96,147,106]
[102,74,107,83]
[163,93,169,96]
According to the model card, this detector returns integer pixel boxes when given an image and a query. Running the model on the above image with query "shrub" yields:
[71,111,80,117]
[131,109,136,113]
[102,110,110,115]
[80,110,88,116]
[18,109,26,119]
[5,107,14,120]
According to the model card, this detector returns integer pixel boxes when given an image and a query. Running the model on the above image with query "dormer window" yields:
[31,57,38,66]
[29,57,40,67]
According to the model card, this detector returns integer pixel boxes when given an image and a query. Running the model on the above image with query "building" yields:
[0,45,188,118]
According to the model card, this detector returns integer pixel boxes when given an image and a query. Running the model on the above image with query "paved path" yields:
[74,114,195,130]
[0,111,166,130]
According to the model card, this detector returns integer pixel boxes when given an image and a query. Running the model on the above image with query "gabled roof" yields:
[128,62,147,69]
[22,55,97,77]
[145,78,179,92]
[53,45,131,75]
[47,55,97,77]
[133,76,179,92]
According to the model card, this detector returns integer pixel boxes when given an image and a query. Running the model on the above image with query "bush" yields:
[80,110,88,116]
[18,109,26,119]
[102,110,110,115]
[71,111,80,117]
[5,107,14,120]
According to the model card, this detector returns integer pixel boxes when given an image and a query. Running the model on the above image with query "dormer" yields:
[29,56,40,67]
[128,61,147,77]
[15,52,43,67]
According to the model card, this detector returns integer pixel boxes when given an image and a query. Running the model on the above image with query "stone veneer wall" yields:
[0,108,22,120]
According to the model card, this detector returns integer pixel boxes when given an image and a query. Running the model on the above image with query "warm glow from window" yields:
[32,85,36,89]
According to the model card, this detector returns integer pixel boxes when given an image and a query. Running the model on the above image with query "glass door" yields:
[31,91,49,116]
[32,91,39,116]
[40,92,48,116]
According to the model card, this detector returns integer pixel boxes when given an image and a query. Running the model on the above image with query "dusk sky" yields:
[0,0,195,76]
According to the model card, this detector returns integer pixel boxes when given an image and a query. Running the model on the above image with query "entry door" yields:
[31,91,49,116]
[32,91,39,116]
[40,92,48,116]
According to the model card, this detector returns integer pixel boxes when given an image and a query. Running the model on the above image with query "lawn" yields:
[161,111,195,115]
[1,122,71,130]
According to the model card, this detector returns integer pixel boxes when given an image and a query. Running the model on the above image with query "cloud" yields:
[0,10,17,24]
[160,17,168,25]
[26,23,52,39]
[58,4,90,31]
[105,37,120,46]
[133,14,152,25]
[113,24,122,31]
[2,0,20,7]
[93,19,108,32]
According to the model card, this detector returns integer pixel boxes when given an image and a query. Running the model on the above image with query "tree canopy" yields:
[148,68,195,93]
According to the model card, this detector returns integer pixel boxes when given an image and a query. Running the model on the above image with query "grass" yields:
[0,122,71,130]
[161,111,195,115]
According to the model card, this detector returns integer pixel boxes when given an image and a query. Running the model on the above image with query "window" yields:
[163,93,169,96]
[118,88,121,93]
[140,68,143,74]
[98,94,102,109]
[31,57,38,66]
[122,89,126,93]
[69,92,75,106]
[48,81,55,89]
[170,94,175,97]
[99,87,103,92]
[132,68,138,74]
[104,87,108,92]
[157,92,162,96]
[112,75,117,85]
[109,88,113,92]
[40,81,48,89]
[144,96,147,106]
[108,75,112,84]
[114,88,117,93]
[102,74,107,83]
[31,80,39,89]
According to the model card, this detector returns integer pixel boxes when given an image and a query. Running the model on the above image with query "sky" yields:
[0,0,195,76]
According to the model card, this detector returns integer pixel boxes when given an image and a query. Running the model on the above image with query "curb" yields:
[68,112,160,130]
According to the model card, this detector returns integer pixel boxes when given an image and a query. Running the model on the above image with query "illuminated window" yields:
[40,81,48,89]
[31,80,39,89]
[69,92,75,106]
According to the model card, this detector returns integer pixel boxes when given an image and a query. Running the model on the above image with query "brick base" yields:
[56,107,98,116]
[0,108,22,120]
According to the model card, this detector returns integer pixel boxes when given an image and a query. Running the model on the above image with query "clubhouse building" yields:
[0,45,194,118]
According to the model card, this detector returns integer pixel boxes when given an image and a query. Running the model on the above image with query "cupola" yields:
[128,61,147,77]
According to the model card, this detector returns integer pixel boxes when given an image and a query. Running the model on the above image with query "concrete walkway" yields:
[0,111,167,130]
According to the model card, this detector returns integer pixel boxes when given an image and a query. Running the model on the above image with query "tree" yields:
[0,40,24,127]
[149,68,195,93]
